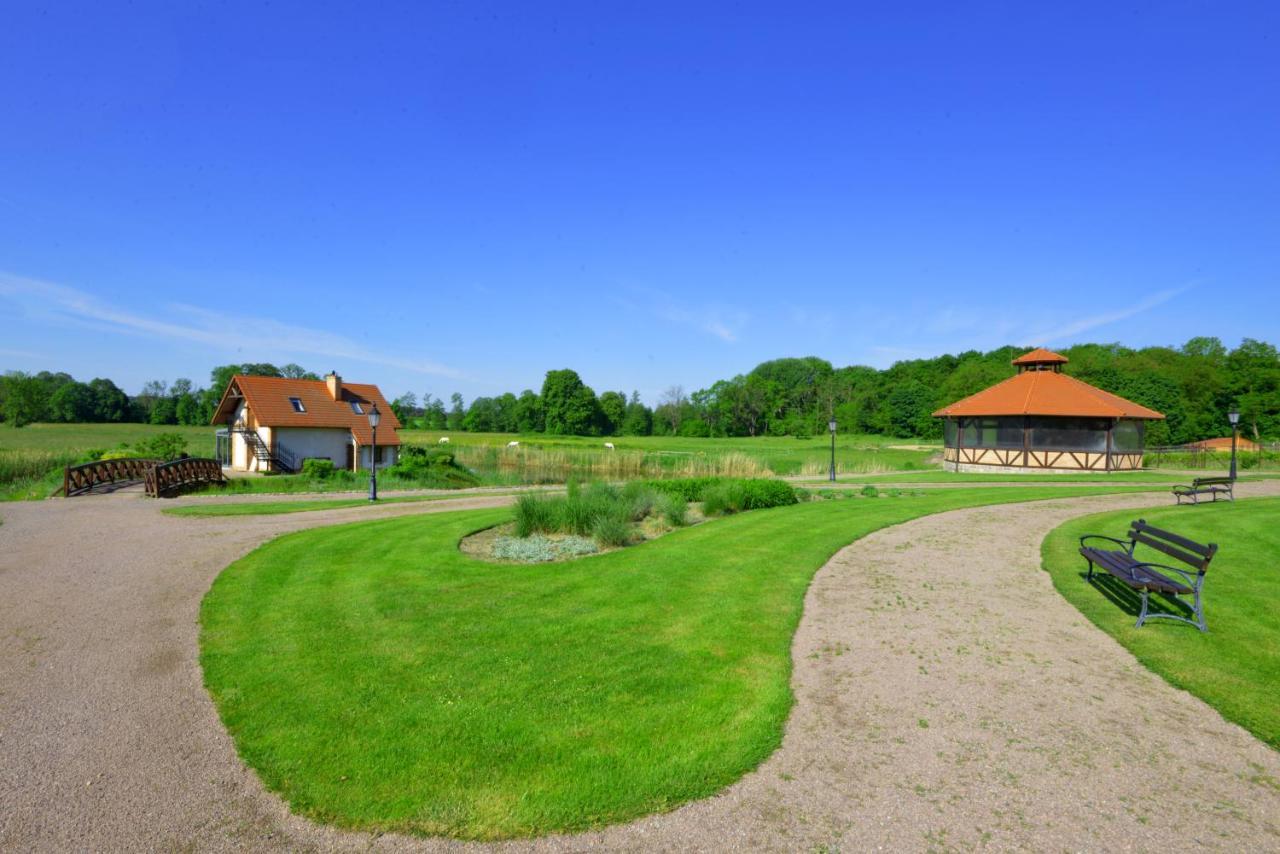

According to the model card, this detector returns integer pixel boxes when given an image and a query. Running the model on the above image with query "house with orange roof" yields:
[933,349,1164,473]
[210,372,401,473]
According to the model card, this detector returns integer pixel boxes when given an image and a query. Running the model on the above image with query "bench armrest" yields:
[1079,534,1134,554]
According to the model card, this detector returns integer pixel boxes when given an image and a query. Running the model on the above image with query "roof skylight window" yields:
[350,401,365,414]
[289,397,306,413]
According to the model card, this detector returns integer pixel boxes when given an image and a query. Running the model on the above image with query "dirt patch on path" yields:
[2,485,1279,851]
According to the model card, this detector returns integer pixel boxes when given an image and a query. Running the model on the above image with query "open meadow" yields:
[0,423,939,499]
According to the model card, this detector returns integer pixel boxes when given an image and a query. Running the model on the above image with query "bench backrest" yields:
[1191,477,1232,487]
[1128,519,1218,572]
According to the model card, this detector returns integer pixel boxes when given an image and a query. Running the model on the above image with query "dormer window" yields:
[289,397,306,413]
[349,401,364,414]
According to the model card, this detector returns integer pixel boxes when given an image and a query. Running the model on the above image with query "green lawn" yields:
[1042,497,1280,750]
[201,484,1156,840]
[797,470,1268,485]
[163,493,520,517]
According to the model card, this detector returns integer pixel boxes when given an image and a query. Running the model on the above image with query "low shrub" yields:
[301,459,336,479]
[380,445,480,488]
[701,478,798,516]
[861,485,879,498]
[134,433,189,461]
[735,479,797,510]
[643,477,723,502]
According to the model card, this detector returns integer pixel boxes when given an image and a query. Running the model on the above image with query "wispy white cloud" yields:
[630,286,747,343]
[0,346,48,361]
[1025,284,1194,345]
[0,272,465,379]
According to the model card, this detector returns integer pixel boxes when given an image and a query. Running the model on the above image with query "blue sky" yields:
[1,2,1277,404]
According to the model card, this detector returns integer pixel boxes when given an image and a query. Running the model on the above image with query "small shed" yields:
[933,348,1164,473]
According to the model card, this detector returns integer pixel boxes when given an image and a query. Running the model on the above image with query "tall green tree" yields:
[598,391,627,435]
[541,369,600,435]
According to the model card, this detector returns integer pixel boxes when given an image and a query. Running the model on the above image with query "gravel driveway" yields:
[2,485,1277,852]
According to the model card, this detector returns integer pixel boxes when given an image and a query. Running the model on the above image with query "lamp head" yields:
[828,418,838,433]
[369,402,381,428]
[1228,410,1240,426]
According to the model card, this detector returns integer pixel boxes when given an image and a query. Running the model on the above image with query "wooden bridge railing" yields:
[62,456,226,498]
[144,457,226,497]
[62,458,163,496]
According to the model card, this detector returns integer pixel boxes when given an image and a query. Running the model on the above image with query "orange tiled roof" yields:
[932,370,1164,419]
[210,375,402,445]
[1012,347,1068,365]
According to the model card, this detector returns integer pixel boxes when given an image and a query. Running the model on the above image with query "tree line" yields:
[0,363,317,428]
[413,337,1278,444]
[3,337,1277,443]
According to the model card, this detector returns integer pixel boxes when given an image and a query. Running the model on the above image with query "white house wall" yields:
[358,444,398,470]
[275,428,353,468]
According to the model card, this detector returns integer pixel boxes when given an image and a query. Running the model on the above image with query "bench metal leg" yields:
[1134,587,1207,632]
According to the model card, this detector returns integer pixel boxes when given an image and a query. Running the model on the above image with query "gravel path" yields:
[2,486,1278,851]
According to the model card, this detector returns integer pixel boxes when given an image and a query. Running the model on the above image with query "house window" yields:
[289,397,306,413]
[374,446,386,463]
[350,401,364,414]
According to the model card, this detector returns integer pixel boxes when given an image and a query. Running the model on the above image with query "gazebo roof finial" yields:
[1011,347,1068,367]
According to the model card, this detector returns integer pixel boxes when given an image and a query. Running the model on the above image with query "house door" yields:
[346,444,355,471]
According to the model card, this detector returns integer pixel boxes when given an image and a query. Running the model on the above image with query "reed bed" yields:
[0,448,81,500]
[453,445,773,484]
[0,448,80,484]
[796,458,900,477]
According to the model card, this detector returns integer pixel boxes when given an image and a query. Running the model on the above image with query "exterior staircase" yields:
[235,429,298,473]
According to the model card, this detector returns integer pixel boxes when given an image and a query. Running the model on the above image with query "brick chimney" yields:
[325,371,342,400]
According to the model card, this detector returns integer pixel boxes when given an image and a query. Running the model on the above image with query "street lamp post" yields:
[828,417,838,483]
[1228,409,1240,481]
[368,403,381,501]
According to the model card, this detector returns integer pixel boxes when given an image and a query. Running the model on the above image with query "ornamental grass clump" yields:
[658,492,688,526]
[510,479,689,549]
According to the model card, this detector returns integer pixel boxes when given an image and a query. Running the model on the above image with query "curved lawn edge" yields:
[200,486,1160,841]
[1041,496,1280,751]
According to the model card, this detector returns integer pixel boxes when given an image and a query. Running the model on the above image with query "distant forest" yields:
[2,338,1277,444]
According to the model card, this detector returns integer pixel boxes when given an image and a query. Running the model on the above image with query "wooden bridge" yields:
[62,457,225,498]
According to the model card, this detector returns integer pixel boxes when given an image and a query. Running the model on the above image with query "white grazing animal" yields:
[438,437,450,444]
[507,440,520,447]
[604,442,615,450]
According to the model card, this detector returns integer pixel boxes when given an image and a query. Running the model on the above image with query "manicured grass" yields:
[162,493,523,517]
[1042,497,1280,750]
[200,484,1156,840]
[799,470,1264,484]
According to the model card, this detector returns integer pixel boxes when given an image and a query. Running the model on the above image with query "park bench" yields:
[1078,519,1217,632]
[1172,476,1234,505]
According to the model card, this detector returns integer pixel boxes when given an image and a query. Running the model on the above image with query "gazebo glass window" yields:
[962,417,1024,449]
[1029,417,1108,452]
[944,418,958,446]
[1113,419,1145,452]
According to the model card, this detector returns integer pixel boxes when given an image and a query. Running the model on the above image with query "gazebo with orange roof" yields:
[933,348,1165,473]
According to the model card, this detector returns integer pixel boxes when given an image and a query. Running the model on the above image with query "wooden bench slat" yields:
[1128,532,1211,570]
[1132,521,1217,558]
